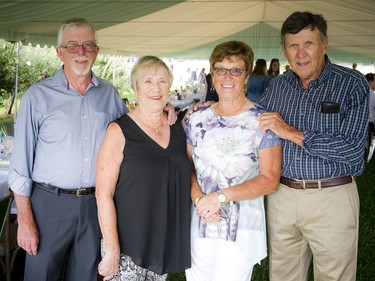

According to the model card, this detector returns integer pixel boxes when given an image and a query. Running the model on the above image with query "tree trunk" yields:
[6,93,15,115]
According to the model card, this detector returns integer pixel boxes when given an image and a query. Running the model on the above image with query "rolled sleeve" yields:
[8,170,34,196]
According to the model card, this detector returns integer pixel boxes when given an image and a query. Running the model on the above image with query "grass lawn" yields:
[168,157,375,281]
[1,115,373,280]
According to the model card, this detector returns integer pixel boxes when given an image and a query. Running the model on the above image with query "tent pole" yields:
[14,42,19,124]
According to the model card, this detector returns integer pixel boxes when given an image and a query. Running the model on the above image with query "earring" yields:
[210,86,215,93]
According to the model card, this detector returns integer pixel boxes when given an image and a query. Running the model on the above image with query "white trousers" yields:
[185,237,253,281]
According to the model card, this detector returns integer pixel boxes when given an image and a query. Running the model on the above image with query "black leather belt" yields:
[280,176,352,189]
[35,182,95,196]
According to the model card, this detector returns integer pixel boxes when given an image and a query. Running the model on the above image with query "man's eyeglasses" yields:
[59,43,98,53]
[213,67,244,77]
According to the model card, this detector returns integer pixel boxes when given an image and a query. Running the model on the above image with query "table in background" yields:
[169,91,204,111]
[0,159,15,214]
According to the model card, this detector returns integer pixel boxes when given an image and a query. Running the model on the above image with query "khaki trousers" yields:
[267,180,359,281]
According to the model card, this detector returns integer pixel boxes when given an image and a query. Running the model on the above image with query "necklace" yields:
[215,98,248,116]
[140,119,161,134]
[137,110,163,134]
[146,126,160,134]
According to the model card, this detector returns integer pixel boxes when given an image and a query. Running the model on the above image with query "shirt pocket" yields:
[94,111,117,132]
[96,111,117,120]
[317,112,341,134]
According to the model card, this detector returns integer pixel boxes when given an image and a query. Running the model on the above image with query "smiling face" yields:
[271,61,280,73]
[370,79,375,91]
[283,27,328,88]
[212,56,249,101]
[56,25,99,79]
[135,66,170,111]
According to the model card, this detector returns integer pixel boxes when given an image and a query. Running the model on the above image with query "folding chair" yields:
[0,195,13,280]
[0,193,22,281]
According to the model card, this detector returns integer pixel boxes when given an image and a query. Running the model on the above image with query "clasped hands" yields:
[195,192,223,223]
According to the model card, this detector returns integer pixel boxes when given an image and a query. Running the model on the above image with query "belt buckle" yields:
[76,188,85,196]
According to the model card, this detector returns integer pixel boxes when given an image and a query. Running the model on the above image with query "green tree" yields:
[17,43,61,97]
[94,55,135,101]
[0,40,136,115]
[0,40,61,114]
[0,40,16,109]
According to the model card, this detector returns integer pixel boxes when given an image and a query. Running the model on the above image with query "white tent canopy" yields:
[0,0,374,64]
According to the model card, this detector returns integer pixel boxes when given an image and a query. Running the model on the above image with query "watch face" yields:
[218,193,226,203]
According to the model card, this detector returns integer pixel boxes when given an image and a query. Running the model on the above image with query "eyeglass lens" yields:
[214,67,243,76]
[63,43,97,53]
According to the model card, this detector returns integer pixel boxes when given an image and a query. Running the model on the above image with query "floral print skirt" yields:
[101,240,167,281]
[108,254,167,281]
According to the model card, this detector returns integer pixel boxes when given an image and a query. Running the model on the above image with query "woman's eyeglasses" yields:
[59,43,98,53]
[213,67,244,77]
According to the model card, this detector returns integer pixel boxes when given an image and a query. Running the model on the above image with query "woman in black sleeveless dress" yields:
[96,56,191,281]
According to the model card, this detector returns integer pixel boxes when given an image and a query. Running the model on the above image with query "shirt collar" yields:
[51,66,99,91]
[290,55,332,89]
[309,55,332,87]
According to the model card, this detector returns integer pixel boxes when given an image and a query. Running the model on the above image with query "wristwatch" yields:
[217,190,227,207]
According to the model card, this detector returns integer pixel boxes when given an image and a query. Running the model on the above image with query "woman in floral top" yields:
[185,41,282,281]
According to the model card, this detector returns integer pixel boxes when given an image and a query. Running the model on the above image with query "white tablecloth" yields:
[0,160,16,214]
[0,164,9,198]
[169,92,205,111]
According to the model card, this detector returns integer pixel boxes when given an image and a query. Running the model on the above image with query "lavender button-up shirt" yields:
[8,67,128,196]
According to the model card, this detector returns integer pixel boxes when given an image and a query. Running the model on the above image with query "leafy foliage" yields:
[0,39,137,115]
[93,55,136,102]
[0,41,16,106]
[0,40,61,114]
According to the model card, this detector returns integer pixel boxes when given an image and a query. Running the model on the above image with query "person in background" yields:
[267,58,280,79]
[96,56,191,281]
[284,64,290,73]
[204,72,219,102]
[36,70,49,82]
[258,11,369,281]
[185,40,282,281]
[365,72,375,161]
[352,63,363,74]
[246,58,271,103]
[365,73,375,125]
[198,67,207,91]
[8,18,176,281]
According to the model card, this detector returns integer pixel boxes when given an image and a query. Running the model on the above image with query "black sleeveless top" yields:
[113,114,191,274]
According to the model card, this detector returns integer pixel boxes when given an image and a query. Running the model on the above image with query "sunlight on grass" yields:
[1,114,373,281]
[168,158,375,281]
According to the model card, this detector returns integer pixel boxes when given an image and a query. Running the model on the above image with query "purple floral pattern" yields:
[185,104,281,264]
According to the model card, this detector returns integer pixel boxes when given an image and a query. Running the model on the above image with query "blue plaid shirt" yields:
[259,56,369,180]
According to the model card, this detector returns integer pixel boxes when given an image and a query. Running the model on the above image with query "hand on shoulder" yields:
[186,100,215,120]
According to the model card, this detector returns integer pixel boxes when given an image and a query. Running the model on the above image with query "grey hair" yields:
[57,18,97,46]
[131,56,173,91]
